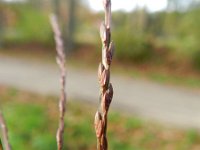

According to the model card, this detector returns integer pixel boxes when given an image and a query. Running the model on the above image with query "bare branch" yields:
[95,0,114,149]
[50,14,66,150]
[0,111,11,150]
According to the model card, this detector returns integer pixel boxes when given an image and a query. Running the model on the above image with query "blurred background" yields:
[1,0,200,149]
[1,0,200,70]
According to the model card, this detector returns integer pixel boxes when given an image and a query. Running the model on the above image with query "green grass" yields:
[1,86,200,150]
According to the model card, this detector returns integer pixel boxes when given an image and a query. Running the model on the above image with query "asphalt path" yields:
[1,56,200,129]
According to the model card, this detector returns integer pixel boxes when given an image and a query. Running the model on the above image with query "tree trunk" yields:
[52,0,60,19]
[65,0,76,53]
[0,8,4,48]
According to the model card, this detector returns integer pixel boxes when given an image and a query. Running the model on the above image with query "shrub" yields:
[113,29,154,63]
[2,5,52,45]
[192,49,200,70]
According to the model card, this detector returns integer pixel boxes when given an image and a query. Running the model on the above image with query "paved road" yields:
[1,56,200,129]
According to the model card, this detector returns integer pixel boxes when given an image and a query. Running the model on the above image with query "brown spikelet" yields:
[94,0,115,149]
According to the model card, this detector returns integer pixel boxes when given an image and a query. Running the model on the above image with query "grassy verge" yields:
[112,63,200,89]
[0,86,200,150]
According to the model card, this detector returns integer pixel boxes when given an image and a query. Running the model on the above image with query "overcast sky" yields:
[87,0,167,12]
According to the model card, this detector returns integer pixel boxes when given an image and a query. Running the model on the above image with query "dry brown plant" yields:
[0,111,11,150]
[94,0,114,149]
[50,14,66,150]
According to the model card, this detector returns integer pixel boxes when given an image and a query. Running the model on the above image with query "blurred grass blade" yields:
[0,112,11,150]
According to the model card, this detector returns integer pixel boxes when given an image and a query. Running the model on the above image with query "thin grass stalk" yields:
[94,0,114,149]
[0,111,11,150]
[50,14,66,150]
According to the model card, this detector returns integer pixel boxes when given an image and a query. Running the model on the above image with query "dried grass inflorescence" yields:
[0,111,11,150]
[50,15,66,150]
[94,0,114,149]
